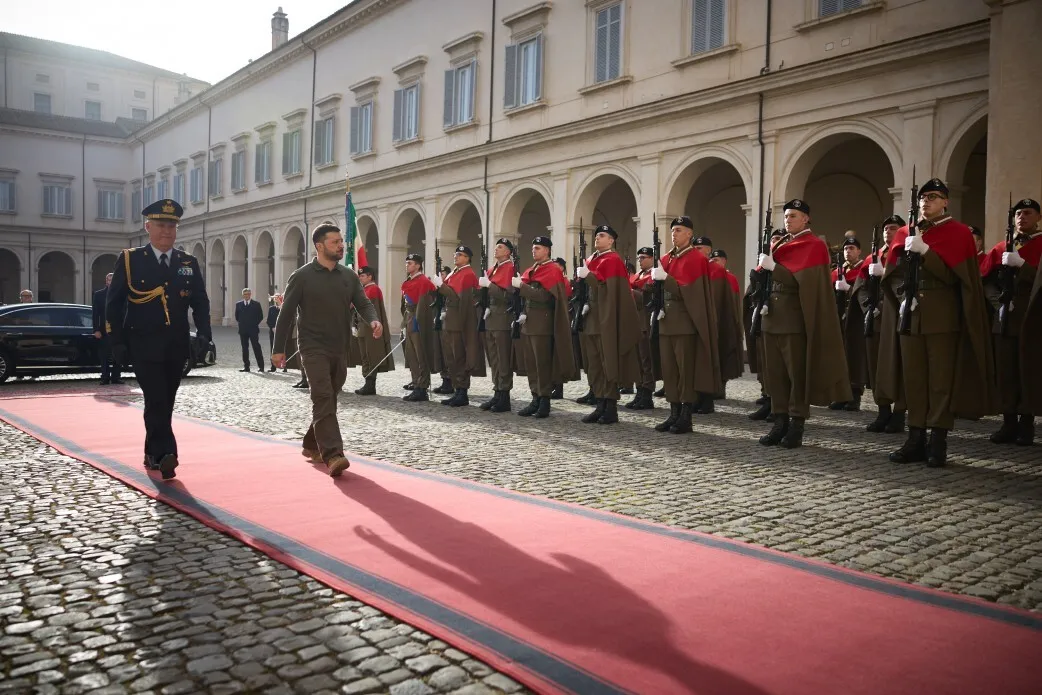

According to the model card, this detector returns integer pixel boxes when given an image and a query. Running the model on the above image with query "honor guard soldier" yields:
[830,236,868,411]
[982,198,1042,445]
[972,226,988,275]
[864,216,908,433]
[757,199,850,448]
[704,247,744,414]
[432,245,486,406]
[351,266,394,395]
[884,178,994,467]
[106,199,211,480]
[511,236,577,417]
[400,253,440,402]
[745,229,784,421]
[478,238,519,412]
[626,247,657,410]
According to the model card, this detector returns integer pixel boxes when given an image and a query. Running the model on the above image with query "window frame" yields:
[593,2,624,84]
[690,0,727,55]
[96,189,124,221]
[350,101,374,156]
[34,93,51,114]
[0,179,15,214]
[819,0,863,18]
[42,184,72,217]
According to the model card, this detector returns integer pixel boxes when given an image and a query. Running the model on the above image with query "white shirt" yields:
[150,244,173,265]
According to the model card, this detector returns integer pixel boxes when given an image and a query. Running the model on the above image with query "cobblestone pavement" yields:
[3,326,1042,692]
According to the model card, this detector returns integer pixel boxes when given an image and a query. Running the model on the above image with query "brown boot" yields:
[327,454,351,477]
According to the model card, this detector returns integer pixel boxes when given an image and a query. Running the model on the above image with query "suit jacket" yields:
[235,299,264,336]
[106,244,211,363]
[91,287,108,334]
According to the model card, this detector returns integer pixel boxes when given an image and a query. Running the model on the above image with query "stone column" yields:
[423,196,438,271]
[637,154,661,250]
[551,171,569,252]
[984,0,1042,243]
[749,131,778,277]
[386,242,408,335]
[376,205,391,304]
[898,100,938,203]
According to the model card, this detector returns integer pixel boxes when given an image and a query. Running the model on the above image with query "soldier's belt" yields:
[124,250,170,325]
[525,300,552,309]
[770,282,798,294]
[915,278,955,291]
[489,297,508,307]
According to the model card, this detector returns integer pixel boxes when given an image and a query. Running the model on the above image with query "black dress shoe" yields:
[158,454,179,480]
[111,378,125,385]
[99,379,110,385]
[239,367,250,372]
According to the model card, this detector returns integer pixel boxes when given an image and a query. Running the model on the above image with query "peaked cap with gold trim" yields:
[143,198,183,221]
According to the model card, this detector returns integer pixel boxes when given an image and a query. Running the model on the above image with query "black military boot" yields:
[669,403,693,434]
[844,387,864,412]
[780,417,805,449]
[433,378,453,395]
[619,386,634,395]
[534,397,551,419]
[884,409,906,434]
[491,390,512,413]
[655,403,680,432]
[624,389,644,410]
[403,387,428,402]
[759,414,790,446]
[653,387,666,398]
[479,391,499,411]
[597,398,619,425]
[582,399,606,424]
[403,382,415,390]
[695,393,715,415]
[889,427,927,463]
[442,388,468,406]
[990,414,1019,444]
[551,383,564,400]
[518,394,539,417]
[354,375,377,396]
[828,400,848,410]
[755,394,767,405]
[866,404,892,433]
[926,428,948,468]
[748,398,772,421]
[576,389,594,405]
[639,387,655,409]
[1016,415,1035,446]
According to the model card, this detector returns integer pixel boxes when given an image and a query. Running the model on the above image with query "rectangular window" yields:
[255,141,272,183]
[594,3,623,83]
[504,35,543,109]
[820,0,862,17]
[134,89,146,99]
[444,61,476,128]
[0,181,14,213]
[131,108,148,121]
[157,178,169,200]
[190,167,204,203]
[393,85,420,142]
[172,173,185,204]
[692,0,726,53]
[87,82,100,92]
[85,101,102,120]
[131,189,142,221]
[231,150,246,190]
[43,185,72,216]
[350,102,373,155]
[34,93,51,114]
[207,159,223,197]
[282,130,301,175]
[97,190,124,220]
[314,117,335,165]
[143,184,154,206]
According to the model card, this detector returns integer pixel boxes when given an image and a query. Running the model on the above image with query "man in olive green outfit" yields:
[478,238,520,413]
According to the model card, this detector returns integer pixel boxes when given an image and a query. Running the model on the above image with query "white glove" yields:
[440,310,447,321]
[869,262,884,277]
[483,308,490,320]
[657,309,665,320]
[582,304,590,316]
[432,274,443,288]
[758,253,776,271]
[510,276,522,289]
[905,235,929,254]
[517,314,527,325]
[478,276,491,288]
[650,266,667,281]
[835,277,850,292]
[1003,251,1025,268]
[576,265,590,279]
[351,327,359,337]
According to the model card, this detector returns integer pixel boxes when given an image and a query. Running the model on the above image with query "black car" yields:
[0,302,216,383]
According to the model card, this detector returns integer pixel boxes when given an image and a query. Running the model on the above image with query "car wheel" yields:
[182,358,192,378]
[0,349,11,384]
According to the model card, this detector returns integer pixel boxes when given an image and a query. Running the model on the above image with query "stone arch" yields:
[500,185,553,267]
[208,238,226,321]
[191,242,205,260]
[356,212,381,279]
[390,205,428,293]
[0,247,22,305]
[90,253,119,292]
[230,234,249,304]
[940,106,988,232]
[280,225,306,286]
[571,166,641,263]
[254,230,276,301]
[779,122,900,251]
[440,196,484,268]
[663,150,751,277]
[36,251,76,303]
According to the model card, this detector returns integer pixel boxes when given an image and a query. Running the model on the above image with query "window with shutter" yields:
[504,44,518,109]
[457,62,474,124]
[692,0,726,54]
[595,4,622,83]
[0,181,14,212]
[282,131,301,175]
[516,35,542,105]
[361,102,372,153]
[350,106,361,154]
[392,89,404,142]
[132,189,141,219]
[820,0,860,17]
[443,69,456,127]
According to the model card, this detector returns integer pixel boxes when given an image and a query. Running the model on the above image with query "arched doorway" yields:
[209,239,226,321]
[665,155,749,275]
[441,198,484,269]
[390,207,427,294]
[501,187,552,268]
[943,115,987,232]
[91,254,119,292]
[191,242,205,259]
[254,231,276,302]
[230,235,248,302]
[281,227,305,287]
[357,215,381,279]
[0,248,22,304]
[37,251,76,303]
[573,173,639,265]
[783,133,897,254]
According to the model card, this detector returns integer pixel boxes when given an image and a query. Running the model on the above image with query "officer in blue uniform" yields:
[106,199,211,480]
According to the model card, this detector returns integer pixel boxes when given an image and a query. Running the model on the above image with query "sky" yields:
[5,0,355,84]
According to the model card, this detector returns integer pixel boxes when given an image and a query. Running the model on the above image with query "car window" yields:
[48,308,92,327]
[0,308,55,326]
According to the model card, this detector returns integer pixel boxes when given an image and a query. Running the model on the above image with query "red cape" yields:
[362,283,383,302]
[858,246,889,280]
[401,274,436,305]
[661,247,709,286]
[487,260,515,289]
[831,259,864,284]
[887,218,976,270]
[774,232,830,274]
[979,234,1042,278]
[707,262,739,293]
[586,251,628,282]
[446,265,479,294]
[522,260,567,289]
[630,270,653,290]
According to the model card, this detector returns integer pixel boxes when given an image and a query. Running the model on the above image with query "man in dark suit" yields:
[234,288,266,372]
[106,199,211,480]
[91,272,123,385]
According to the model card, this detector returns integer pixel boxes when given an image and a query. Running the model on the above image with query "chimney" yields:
[272,7,289,50]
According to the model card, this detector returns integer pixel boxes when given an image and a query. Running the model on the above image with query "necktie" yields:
[160,253,168,268]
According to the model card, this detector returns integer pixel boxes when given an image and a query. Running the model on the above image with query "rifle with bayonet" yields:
[649,211,663,340]
[834,250,847,320]
[510,245,523,340]
[477,234,489,333]
[432,247,444,332]
[863,224,880,338]
[897,167,920,335]
[571,219,588,334]
[748,193,773,344]
[998,193,1017,336]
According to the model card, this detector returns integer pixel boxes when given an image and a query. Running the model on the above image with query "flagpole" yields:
[344,172,356,271]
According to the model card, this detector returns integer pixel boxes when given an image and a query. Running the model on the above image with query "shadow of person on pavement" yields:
[337,474,771,695]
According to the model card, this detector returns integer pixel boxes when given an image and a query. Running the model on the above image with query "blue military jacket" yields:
[106,245,211,361]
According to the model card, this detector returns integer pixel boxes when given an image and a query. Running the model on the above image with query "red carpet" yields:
[1,393,1040,695]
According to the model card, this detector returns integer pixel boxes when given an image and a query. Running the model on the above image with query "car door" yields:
[0,307,67,367]
[61,307,101,367]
